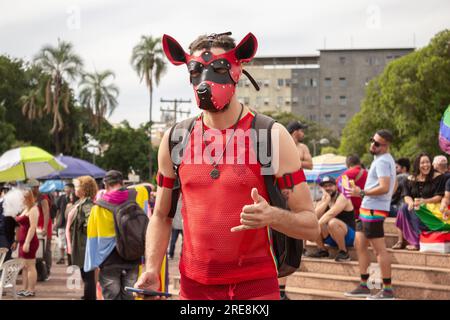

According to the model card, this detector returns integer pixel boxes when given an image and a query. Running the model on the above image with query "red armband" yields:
[156,171,176,189]
[276,169,306,190]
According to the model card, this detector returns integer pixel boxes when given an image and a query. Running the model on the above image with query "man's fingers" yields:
[251,188,263,203]
[242,204,262,213]
[231,225,253,232]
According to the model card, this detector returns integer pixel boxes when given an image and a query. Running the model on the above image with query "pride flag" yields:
[439,105,450,155]
[416,203,450,232]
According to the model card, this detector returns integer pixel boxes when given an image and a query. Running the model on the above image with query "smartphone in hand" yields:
[124,286,172,298]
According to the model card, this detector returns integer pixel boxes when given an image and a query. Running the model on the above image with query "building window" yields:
[285,98,291,105]
[292,97,299,105]
[339,96,347,106]
[309,114,317,122]
[324,77,332,87]
[244,79,250,87]
[339,114,347,124]
[324,114,332,124]
[339,77,347,87]
[264,97,270,105]
[305,96,311,106]
[339,56,346,64]
[237,81,243,88]
[264,79,270,87]
[243,97,250,105]
[324,96,332,105]
[277,79,284,87]
[285,79,291,87]
[365,77,370,86]
[304,79,309,87]
[311,78,317,87]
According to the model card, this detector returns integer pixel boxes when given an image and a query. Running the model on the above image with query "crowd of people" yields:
[1,32,449,301]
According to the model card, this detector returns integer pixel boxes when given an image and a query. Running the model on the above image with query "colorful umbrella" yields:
[439,105,450,155]
[304,153,347,183]
[40,155,106,179]
[0,146,66,182]
[39,180,66,193]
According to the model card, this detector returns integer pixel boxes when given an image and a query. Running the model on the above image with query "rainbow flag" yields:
[439,105,450,155]
[420,231,450,253]
[416,203,450,232]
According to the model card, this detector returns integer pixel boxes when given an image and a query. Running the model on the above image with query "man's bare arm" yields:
[231,123,319,241]
[299,144,313,170]
[144,129,175,274]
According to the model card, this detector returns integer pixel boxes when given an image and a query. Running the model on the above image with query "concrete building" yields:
[237,47,414,136]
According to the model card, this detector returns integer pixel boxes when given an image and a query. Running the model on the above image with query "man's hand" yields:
[320,187,331,203]
[414,198,424,210]
[345,185,361,198]
[134,271,163,300]
[231,188,274,232]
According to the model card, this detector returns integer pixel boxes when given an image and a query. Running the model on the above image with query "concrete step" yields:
[305,243,450,268]
[307,232,399,249]
[301,257,450,286]
[288,272,450,300]
[384,217,398,234]
[284,287,365,300]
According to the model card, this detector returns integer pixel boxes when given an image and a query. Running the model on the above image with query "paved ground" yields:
[2,237,183,300]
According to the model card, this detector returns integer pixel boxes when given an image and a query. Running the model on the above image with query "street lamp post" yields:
[312,138,330,157]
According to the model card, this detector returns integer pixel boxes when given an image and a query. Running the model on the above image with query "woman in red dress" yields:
[15,189,39,297]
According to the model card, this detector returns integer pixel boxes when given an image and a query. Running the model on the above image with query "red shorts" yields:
[179,274,280,300]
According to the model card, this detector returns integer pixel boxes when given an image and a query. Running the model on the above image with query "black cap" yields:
[319,175,336,186]
[103,170,123,185]
[286,120,308,134]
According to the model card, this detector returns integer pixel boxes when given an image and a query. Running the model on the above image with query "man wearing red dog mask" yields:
[134,32,319,300]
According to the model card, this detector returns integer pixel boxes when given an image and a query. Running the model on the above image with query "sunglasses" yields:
[370,138,387,147]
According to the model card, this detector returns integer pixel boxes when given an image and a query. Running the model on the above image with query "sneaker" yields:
[16,290,29,297]
[344,285,371,297]
[306,249,329,258]
[23,291,36,298]
[335,250,351,262]
[56,259,65,265]
[367,290,395,300]
[44,275,51,282]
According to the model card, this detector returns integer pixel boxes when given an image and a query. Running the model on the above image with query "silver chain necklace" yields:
[201,104,244,180]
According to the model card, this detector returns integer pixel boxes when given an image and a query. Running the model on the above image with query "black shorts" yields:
[355,219,384,239]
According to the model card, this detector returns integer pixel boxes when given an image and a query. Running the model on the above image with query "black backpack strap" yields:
[95,198,118,213]
[167,116,197,218]
[251,112,288,210]
[169,116,197,176]
[127,188,138,202]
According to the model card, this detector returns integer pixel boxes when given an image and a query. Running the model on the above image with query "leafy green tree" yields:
[97,121,155,181]
[0,101,16,155]
[34,39,84,153]
[78,70,119,133]
[262,111,340,156]
[130,35,167,177]
[340,29,450,164]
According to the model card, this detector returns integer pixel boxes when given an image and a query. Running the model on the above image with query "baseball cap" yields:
[103,170,123,185]
[26,179,40,188]
[286,120,308,134]
[319,176,336,186]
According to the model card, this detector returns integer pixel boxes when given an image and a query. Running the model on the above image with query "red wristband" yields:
[156,171,176,189]
[276,169,306,190]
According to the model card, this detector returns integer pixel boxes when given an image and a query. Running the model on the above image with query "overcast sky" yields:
[1,0,449,127]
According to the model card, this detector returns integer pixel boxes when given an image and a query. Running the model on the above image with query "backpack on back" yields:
[96,189,149,261]
[168,112,303,278]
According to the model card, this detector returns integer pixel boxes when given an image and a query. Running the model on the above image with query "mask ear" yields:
[162,34,187,66]
[234,33,258,63]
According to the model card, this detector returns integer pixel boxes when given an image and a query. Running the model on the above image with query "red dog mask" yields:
[162,32,259,112]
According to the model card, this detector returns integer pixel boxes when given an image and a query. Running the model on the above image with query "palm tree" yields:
[130,35,167,178]
[20,88,43,120]
[34,39,83,153]
[78,70,119,133]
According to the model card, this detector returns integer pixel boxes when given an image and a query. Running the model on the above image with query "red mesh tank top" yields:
[178,111,278,285]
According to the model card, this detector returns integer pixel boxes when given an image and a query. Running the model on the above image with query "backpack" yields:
[95,189,149,261]
[168,112,303,278]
